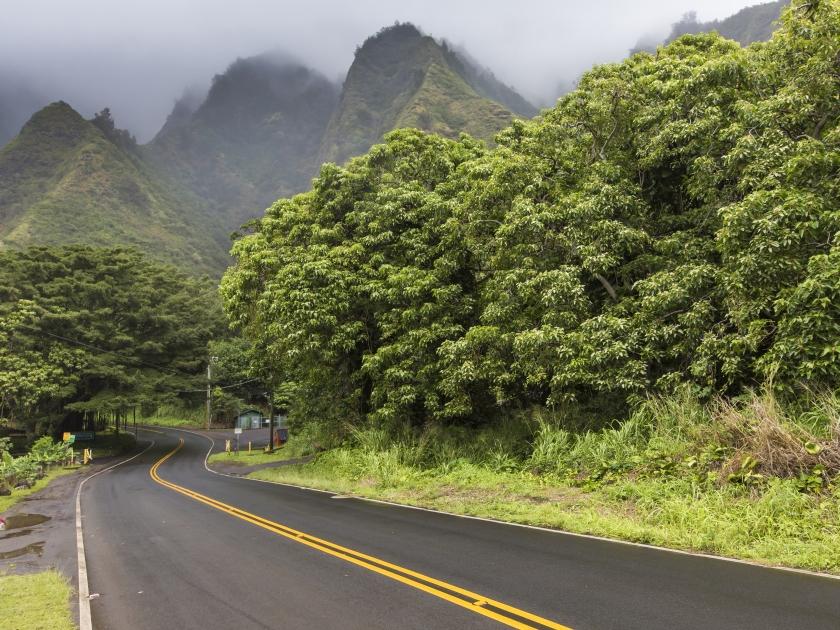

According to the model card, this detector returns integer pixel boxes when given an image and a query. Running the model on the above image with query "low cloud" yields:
[1,0,761,142]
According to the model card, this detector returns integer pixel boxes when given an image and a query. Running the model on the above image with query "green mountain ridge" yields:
[0,102,229,276]
[145,55,339,229]
[444,44,540,119]
[318,23,519,166]
[668,1,785,46]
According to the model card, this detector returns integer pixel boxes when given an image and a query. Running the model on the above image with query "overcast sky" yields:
[1,0,763,142]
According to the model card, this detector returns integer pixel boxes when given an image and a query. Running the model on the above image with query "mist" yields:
[2,0,765,143]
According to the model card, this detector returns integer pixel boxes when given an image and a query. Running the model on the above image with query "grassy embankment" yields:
[1,464,78,630]
[0,467,76,514]
[82,428,136,458]
[0,570,75,630]
[136,416,203,428]
[251,389,840,574]
[208,447,303,467]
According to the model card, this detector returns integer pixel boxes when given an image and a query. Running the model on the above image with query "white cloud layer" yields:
[1,0,762,141]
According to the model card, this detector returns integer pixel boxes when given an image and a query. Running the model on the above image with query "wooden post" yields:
[268,389,275,452]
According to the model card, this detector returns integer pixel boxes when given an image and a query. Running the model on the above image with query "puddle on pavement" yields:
[0,528,34,539]
[3,514,51,530]
[0,542,44,560]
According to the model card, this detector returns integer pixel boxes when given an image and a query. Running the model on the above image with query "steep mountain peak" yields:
[146,53,339,228]
[0,102,228,275]
[155,86,206,138]
[439,41,539,119]
[318,23,519,166]
[18,100,91,146]
[0,101,92,186]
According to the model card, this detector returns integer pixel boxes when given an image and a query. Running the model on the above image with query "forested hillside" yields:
[318,23,520,166]
[667,1,785,46]
[0,103,230,275]
[224,2,840,427]
[444,45,540,119]
[145,54,340,230]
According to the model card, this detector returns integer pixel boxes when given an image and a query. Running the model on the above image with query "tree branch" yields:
[595,274,618,301]
[813,113,830,141]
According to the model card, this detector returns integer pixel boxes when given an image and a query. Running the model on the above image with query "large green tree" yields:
[0,245,226,434]
[222,2,840,428]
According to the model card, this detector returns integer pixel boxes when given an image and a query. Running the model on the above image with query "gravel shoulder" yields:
[0,442,151,627]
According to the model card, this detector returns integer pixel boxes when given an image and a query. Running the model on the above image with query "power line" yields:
[13,323,201,378]
[179,378,260,393]
[13,323,261,392]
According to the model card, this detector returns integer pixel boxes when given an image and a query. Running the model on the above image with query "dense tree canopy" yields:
[222,3,840,428]
[0,245,225,435]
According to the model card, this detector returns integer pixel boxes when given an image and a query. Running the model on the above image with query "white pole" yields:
[206,363,211,431]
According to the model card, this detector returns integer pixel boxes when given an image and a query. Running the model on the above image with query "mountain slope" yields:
[668,1,785,46]
[0,102,230,276]
[318,23,520,166]
[145,54,339,230]
[442,43,539,119]
[631,1,785,56]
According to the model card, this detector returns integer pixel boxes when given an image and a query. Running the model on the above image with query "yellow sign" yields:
[63,432,71,441]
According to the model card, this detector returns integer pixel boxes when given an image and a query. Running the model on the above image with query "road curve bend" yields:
[78,427,839,629]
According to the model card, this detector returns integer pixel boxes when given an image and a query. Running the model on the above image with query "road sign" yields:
[66,435,76,444]
[234,428,242,434]
[70,431,95,441]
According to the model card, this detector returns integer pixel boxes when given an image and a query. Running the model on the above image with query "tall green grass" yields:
[252,387,840,572]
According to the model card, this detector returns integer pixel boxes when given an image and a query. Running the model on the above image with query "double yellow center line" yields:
[150,439,571,630]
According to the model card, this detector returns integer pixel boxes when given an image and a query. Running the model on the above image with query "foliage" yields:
[28,435,72,467]
[0,245,226,436]
[224,3,840,429]
[253,388,840,572]
[91,108,139,154]
[0,305,86,437]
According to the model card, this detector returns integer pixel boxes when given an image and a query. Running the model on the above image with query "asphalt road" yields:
[80,427,840,629]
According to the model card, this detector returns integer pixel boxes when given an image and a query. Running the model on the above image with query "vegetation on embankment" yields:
[208,448,301,467]
[0,570,75,630]
[0,467,75,514]
[252,388,840,573]
[84,428,136,457]
[224,6,840,571]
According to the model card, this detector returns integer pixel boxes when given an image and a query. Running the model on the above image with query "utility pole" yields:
[268,389,275,452]
[207,356,218,431]
[206,362,212,431]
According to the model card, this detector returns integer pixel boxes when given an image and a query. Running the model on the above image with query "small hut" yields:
[234,408,263,429]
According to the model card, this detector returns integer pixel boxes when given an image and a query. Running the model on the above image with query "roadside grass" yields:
[0,467,77,514]
[208,447,302,467]
[250,387,840,574]
[83,428,137,458]
[0,570,75,630]
[137,416,204,428]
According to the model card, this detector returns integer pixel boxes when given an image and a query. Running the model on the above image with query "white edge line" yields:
[148,426,840,583]
[76,440,155,630]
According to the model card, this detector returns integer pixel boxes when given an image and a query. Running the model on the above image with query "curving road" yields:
[79,427,839,629]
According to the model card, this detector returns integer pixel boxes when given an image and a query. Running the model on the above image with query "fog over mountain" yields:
[2,0,763,143]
